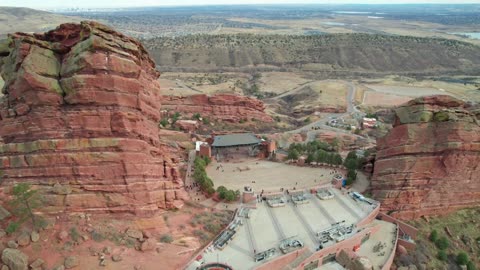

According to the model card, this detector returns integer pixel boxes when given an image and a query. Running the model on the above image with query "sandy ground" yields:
[258,72,310,94]
[206,159,343,192]
[364,84,447,97]
[362,91,412,107]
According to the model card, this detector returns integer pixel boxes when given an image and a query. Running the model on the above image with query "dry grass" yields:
[0,7,82,36]
[406,208,480,269]
[258,72,310,94]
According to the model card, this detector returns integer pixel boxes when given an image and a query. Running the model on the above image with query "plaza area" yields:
[206,159,341,192]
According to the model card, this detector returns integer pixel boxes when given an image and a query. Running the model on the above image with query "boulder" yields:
[29,259,44,269]
[0,206,11,221]
[16,232,30,247]
[371,96,480,219]
[111,254,122,262]
[64,256,79,269]
[1,248,28,270]
[7,241,18,249]
[0,230,6,239]
[30,231,40,242]
[126,229,143,240]
[57,231,69,241]
[140,238,156,251]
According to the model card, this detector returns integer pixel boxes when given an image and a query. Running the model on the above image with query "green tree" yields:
[456,252,469,266]
[437,250,447,261]
[435,236,449,250]
[306,153,315,164]
[224,190,236,202]
[217,186,228,199]
[287,149,300,160]
[333,154,343,165]
[10,183,43,228]
[429,229,438,242]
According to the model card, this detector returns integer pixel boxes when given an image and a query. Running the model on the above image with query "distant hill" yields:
[143,34,480,75]
[0,7,81,37]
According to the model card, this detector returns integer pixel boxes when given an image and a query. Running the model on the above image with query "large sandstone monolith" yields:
[371,95,480,219]
[0,21,187,216]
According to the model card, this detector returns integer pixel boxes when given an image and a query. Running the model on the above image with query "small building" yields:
[211,133,262,161]
[198,142,211,158]
[362,117,377,129]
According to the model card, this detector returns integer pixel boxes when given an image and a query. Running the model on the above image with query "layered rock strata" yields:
[0,21,187,215]
[162,94,273,123]
[371,95,480,219]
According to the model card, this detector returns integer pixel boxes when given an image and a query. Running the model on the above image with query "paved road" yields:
[282,80,372,143]
[185,149,196,187]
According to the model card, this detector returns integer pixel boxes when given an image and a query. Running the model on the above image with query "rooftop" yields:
[211,133,261,148]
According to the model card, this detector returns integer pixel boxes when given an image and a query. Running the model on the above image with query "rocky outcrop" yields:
[162,94,273,123]
[0,21,187,216]
[371,95,480,219]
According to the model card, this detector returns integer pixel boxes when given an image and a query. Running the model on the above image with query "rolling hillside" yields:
[0,7,81,37]
[144,34,480,75]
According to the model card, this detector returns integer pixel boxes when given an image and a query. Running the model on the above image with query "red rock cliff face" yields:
[0,21,187,216]
[162,94,273,123]
[371,95,480,219]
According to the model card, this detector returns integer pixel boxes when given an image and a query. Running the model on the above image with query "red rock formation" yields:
[0,21,187,216]
[162,94,273,123]
[371,95,480,219]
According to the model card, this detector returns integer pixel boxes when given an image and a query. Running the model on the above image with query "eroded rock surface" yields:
[0,21,187,216]
[162,94,273,123]
[371,95,480,219]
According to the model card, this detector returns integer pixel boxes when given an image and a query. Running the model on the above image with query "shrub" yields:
[429,229,438,242]
[204,222,221,233]
[91,231,105,242]
[437,250,447,261]
[435,236,449,250]
[192,113,201,120]
[70,227,80,242]
[5,221,19,234]
[456,252,469,266]
[159,234,173,243]
[202,117,210,125]
[224,190,236,202]
[217,186,228,199]
[159,118,168,127]
[467,261,477,270]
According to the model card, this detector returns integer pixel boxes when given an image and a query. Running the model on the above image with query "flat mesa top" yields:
[211,133,261,147]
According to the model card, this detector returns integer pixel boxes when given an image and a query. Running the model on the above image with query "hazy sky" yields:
[3,0,480,9]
